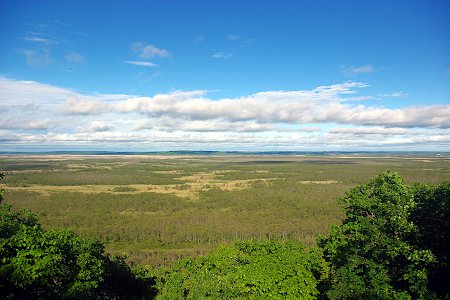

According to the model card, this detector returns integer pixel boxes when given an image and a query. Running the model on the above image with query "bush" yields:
[112,186,138,193]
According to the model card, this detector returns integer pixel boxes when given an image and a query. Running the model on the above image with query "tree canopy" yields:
[411,181,450,299]
[318,171,445,299]
[0,204,155,299]
[155,240,328,299]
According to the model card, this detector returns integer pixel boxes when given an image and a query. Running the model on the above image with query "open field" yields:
[1,154,449,266]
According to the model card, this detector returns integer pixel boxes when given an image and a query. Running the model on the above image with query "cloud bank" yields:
[60,82,449,129]
[0,77,449,151]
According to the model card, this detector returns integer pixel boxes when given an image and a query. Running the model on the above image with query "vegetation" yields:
[0,172,4,203]
[154,241,328,299]
[0,156,449,299]
[2,155,448,265]
[0,206,156,299]
[150,171,449,299]
[318,171,434,299]
[411,181,450,299]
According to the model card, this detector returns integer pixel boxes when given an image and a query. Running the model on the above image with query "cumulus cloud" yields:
[60,96,112,115]
[32,79,450,129]
[1,76,449,151]
[0,77,71,105]
[90,121,113,132]
[3,77,450,130]
[0,118,52,130]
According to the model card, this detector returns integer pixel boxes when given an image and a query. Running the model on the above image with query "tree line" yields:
[0,171,448,299]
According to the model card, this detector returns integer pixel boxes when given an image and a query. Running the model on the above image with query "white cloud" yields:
[40,79,450,129]
[379,91,406,97]
[132,118,276,133]
[330,127,408,135]
[0,77,71,105]
[297,127,322,133]
[0,131,22,142]
[212,51,234,59]
[125,60,159,67]
[1,76,449,151]
[60,96,112,115]
[23,36,52,44]
[131,42,170,59]
[90,121,113,132]
[2,129,449,151]
[0,118,52,130]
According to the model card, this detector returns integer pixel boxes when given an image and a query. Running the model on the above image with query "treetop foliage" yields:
[319,171,447,299]
[0,204,156,299]
[155,240,328,299]
[411,181,450,299]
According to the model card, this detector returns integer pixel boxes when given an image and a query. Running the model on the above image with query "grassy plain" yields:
[1,154,449,266]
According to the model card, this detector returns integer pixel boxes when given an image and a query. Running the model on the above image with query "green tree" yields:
[318,171,435,299]
[156,240,328,299]
[412,182,450,299]
[0,206,155,299]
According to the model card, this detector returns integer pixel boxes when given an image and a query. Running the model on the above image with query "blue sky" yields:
[0,0,449,151]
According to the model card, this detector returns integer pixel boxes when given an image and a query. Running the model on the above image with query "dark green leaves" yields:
[411,181,450,299]
[156,240,328,299]
[319,171,435,299]
[0,205,155,299]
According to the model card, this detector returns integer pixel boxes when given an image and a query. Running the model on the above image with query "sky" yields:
[0,0,449,152]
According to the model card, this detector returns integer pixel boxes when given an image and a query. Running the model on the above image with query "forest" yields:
[0,155,449,299]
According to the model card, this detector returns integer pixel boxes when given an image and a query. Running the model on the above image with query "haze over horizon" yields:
[1,0,449,152]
